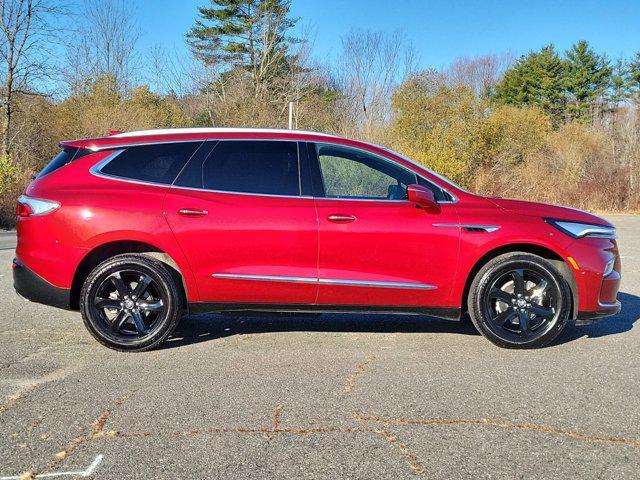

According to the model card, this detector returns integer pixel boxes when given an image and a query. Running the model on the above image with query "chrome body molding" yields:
[212,273,317,284]
[318,278,436,290]
[212,273,436,290]
[433,223,501,233]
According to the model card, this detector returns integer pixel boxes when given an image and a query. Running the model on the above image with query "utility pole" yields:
[288,101,294,129]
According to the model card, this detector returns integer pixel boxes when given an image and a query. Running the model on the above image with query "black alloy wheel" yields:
[468,253,571,349]
[80,254,182,351]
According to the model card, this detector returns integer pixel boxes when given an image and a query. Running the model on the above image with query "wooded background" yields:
[1,0,639,227]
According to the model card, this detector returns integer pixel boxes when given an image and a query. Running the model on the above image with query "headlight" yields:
[544,218,616,239]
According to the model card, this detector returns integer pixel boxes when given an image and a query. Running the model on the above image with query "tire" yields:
[468,253,571,349]
[80,254,183,352]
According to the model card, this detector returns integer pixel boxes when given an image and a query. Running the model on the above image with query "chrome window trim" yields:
[169,183,315,200]
[89,139,457,204]
[212,273,437,290]
[433,223,501,233]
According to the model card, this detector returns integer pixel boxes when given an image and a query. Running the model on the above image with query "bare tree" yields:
[67,0,140,93]
[0,0,63,155]
[445,53,514,98]
[338,29,417,141]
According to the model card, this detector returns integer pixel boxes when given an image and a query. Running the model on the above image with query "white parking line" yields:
[0,455,103,479]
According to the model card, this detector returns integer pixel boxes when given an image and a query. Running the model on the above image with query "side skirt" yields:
[187,302,461,321]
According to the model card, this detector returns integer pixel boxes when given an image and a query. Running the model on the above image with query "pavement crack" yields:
[272,404,282,432]
[353,413,640,449]
[376,429,426,477]
[337,355,376,397]
[48,395,127,470]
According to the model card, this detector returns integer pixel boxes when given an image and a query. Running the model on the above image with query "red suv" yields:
[13,128,621,351]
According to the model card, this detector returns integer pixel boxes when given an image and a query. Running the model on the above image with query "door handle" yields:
[178,208,208,217]
[327,214,356,223]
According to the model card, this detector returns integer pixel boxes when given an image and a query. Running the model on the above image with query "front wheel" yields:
[80,254,183,351]
[468,253,571,349]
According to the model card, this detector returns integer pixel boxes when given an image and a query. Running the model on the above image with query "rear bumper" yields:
[12,257,71,310]
[575,301,621,326]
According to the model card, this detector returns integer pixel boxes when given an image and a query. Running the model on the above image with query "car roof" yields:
[60,127,344,151]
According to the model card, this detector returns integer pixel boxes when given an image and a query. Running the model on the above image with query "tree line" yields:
[0,0,639,227]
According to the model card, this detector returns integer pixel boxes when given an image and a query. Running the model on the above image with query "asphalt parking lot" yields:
[1,216,639,479]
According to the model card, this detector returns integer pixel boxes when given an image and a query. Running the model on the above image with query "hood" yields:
[486,197,612,227]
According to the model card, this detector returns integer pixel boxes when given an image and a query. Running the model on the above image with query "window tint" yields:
[417,176,453,202]
[100,142,201,185]
[37,147,90,179]
[316,144,417,200]
[202,141,299,196]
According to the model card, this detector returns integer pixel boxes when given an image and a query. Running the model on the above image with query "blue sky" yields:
[138,0,639,69]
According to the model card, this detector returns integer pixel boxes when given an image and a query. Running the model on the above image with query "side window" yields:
[202,141,299,196]
[100,142,201,185]
[316,144,417,200]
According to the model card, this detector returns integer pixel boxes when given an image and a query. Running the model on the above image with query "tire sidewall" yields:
[80,254,181,351]
[469,253,571,349]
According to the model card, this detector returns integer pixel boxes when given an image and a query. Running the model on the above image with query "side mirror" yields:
[407,184,440,213]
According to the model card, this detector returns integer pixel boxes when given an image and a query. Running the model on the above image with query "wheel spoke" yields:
[138,300,163,312]
[489,288,516,305]
[493,309,516,327]
[511,269,526,295]
[518,311,530,334]
[95,297,122,310]
[109,272,129,298]
[111,310,129,333]
[132,274,153,299]
[529,303,555,320]
[130,311,148,334]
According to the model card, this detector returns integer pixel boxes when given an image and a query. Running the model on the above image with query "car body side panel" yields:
[163,188,319,304]
[448,196,617,314]
[315,199,460,307]
[18,151,200,300]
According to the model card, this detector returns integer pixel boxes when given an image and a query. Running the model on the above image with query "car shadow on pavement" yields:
[163,292,639,350]
[163,312,481,349]
[553,291,640,345]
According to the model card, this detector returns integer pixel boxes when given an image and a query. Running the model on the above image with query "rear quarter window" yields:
[37,147,91,179]
[100,142,202,185]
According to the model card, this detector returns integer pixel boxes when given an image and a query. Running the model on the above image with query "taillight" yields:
[16,195,60,217]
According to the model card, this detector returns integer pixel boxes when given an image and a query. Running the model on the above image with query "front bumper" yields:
[575,301,621,326]
[13,258,72,310]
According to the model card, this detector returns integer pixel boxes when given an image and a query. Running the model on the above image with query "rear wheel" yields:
[468,253,571,349]
[80,254,182,351]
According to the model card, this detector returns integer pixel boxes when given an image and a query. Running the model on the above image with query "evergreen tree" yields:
[608,58,629,108]
[628,52,640,101]
[564,40,612,121]
[493,45,567,125]
[187,0,299,98]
